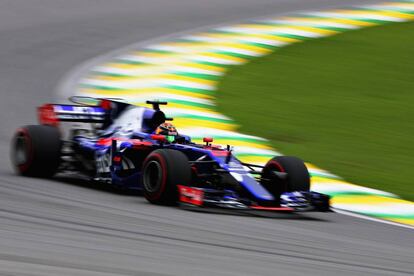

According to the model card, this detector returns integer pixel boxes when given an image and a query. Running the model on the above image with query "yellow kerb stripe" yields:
[162,102,216,113]
[236,155,273,165]
[281,17,375,27]
[336,9,414,20]
[305,162,329,171]
[157,41,271,55]
[176,62,226,73]
[79,87,215,100]
[190,138,272,150]
[332,195,412,205]
[209,42,272,54]
[199,52,248,63]
[311,176,350,185]
[237,24,338,35]
[89,74,217,87]
[387,218,414,226]
[201,32,300,43]
[216,139,273,150]
[91,75,160,81]
[102,62,154,70]
[321,18,378,26]
[163,74,218,86]
[173,118,237,131]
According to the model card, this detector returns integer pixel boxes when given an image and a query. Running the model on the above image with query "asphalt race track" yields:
[0,1,413,275]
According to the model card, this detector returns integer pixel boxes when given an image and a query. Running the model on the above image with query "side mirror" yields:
[203,137,213,146]
[146,100,168,111]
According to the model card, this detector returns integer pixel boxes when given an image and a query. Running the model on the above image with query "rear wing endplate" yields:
[38,104,106,126]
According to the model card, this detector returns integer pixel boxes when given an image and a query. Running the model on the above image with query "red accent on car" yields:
[96,138,152,148]
[203,137,213,143]
[267,160,285,172]
[177,185,204,206]
[150,134,167,142]
[210,150,228,157]
[131,140,153,149]
[250,206,294,212]
[96,137,116,146]
[37,104,59,127]
[113,156,121,162]
[100,99,112,110]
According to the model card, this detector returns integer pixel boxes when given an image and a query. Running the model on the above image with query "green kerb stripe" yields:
[252,22,349,32]
[167,99,214,109]
[367,213,414,219]
[162,85,216,95]
[80,84,130,91]
[173,72,221,81]
[324,191,397,197]
[175,114,233,124]
[244,42,280,50]
[213,51,255,59]
[234,153,275,158]
[142,49,174,54]
[309,172,341,179]
[355,7,414,15]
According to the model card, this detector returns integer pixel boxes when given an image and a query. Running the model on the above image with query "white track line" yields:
[333,209,414,230]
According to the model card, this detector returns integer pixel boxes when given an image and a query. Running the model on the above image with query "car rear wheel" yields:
[11,125,62,177]
[142,149,191,205]
[262,156,310,194]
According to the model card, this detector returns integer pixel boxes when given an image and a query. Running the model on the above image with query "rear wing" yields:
[38,104,107,126]
[38,99,171,133]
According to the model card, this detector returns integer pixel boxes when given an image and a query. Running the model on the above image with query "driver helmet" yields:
[155,122,178,136]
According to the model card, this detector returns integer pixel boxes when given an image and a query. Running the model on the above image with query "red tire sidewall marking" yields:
[145,153,167,201]
[265,160,288,192]
[267,160,285,172]
[15,128,33,173]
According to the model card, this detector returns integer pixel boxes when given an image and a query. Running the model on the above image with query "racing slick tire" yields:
[11,125,62,177]
[142,149,191,205]
[262,156,310,193]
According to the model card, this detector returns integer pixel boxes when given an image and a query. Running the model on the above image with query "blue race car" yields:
[11,97,330,212]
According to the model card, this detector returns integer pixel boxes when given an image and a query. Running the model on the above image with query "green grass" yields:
[217,21,414,201]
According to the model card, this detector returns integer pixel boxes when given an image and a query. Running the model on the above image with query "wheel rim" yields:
[14,134,29,166]
[143,160,163,193]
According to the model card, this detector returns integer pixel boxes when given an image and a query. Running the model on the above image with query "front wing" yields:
[177,185,330,213]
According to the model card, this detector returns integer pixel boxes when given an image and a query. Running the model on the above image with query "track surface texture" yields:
[0,1,413,275]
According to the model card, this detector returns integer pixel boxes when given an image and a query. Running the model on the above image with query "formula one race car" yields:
[11,97,330,212]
